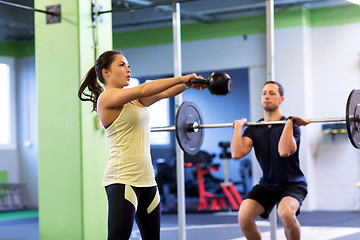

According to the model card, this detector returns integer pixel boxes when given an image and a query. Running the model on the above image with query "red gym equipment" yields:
[186,142,244,211]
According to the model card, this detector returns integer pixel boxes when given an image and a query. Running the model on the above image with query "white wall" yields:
[122,34,266,77]
[311,22,360,210]
[312,23,360,113]
[121,21,360,211]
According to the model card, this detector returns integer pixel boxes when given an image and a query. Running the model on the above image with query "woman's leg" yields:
[105,184,136,240]
[135,186,161,240]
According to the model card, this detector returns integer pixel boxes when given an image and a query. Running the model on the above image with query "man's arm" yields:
[231,119,253,159]
[278,118,297,157]
[278,116,309,157]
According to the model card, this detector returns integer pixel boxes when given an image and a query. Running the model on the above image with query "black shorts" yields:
[245,183,308,219]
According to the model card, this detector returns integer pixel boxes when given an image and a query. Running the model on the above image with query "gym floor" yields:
[1,210,360,240]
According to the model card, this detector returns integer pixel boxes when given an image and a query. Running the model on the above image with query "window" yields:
[0,58,15,149]
[145,80,170,145]
[0,63,10,144]
[148,98,170,145]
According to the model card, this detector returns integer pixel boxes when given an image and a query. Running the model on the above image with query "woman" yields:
[78,50,205,240]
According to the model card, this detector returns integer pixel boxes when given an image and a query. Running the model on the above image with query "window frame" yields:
[0,57,16,150]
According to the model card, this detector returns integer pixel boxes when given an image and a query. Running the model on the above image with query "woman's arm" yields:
[139,77,206,107]
[99,74,197,109]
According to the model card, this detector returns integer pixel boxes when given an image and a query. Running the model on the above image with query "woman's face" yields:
[104,54,131,88]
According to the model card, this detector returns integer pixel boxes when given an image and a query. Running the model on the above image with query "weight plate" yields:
[175,101,204,155]
[346,89,360,149]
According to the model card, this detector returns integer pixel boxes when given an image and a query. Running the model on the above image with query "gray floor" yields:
[1,211,360,240]
[131,211,360,240]
[0,217,38,240]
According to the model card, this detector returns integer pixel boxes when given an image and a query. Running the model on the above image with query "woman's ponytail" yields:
[78,50,123,112]
[78,65,103,111]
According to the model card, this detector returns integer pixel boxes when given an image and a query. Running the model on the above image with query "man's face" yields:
[261,83,284,112]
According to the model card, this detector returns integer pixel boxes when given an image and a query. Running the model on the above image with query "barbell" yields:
[151,89,360,155]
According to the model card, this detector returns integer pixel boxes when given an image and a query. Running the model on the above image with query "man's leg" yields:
[277,196,300,240]
[238,199,265,240]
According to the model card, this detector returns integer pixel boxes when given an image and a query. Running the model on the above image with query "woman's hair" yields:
[78,50,123,111]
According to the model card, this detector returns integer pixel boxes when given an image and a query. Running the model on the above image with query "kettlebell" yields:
[190,72,233,95]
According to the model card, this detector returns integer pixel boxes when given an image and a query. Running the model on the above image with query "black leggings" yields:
[105,183,161,240]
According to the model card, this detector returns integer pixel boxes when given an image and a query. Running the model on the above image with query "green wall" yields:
[36,0,112,239]
[112,4,360,49]
[79,1,113,238]
[2,4,360,57]
[36,0,83,238]
[0,42,34,58]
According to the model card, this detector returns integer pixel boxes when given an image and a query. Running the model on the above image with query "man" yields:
[230,81,309,240]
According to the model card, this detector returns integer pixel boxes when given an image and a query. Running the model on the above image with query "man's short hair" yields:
[263,81,284,97]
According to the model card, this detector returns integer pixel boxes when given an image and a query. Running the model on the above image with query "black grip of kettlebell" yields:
[189,78,209,85]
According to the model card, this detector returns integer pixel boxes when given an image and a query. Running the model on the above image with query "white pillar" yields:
[266,0,275,82]
[172,2,186,240]
[266,0,277,239]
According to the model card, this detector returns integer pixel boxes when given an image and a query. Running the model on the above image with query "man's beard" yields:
[263,104,278,112]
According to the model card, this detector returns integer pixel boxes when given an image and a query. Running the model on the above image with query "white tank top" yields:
[102,103,156,187]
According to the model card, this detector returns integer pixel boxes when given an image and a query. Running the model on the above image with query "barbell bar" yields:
[150,117,348,131]
[194,117,348,128]
[151,89,360,155]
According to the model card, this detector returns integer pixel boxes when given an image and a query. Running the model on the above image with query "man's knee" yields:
[238,202,260,229]
[278,197,300,223]
[277,206,298,226]
[238,209,250,228]
[238,213,255,231]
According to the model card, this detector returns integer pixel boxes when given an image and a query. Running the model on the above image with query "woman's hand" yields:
[183,73,207,90]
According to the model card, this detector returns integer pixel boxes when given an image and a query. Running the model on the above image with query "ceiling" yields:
[0,0,352,42]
